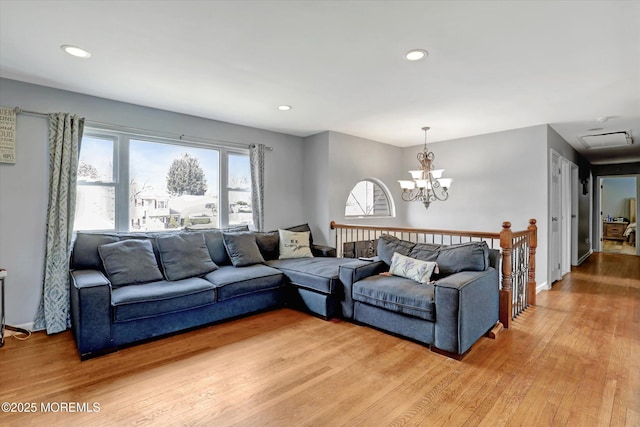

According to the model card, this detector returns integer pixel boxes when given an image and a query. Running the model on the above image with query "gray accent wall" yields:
[402,125,549,288]
[303,131,405,246]
[547,125,593,263]
[0,78,307,327]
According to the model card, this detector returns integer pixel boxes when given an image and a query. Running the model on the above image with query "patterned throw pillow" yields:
[389,252,438,284]
[278,229,313,259]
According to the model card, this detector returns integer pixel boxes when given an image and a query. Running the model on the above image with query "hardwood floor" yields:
[603,239,637,256]
[1,252,638,426]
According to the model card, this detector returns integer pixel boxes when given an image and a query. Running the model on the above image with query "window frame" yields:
[344,177,396,219]
[75,127,251,232]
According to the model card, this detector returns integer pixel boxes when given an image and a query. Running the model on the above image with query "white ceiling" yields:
[1,1,639,164]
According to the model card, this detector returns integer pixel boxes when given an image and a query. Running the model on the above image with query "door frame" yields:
[597,174,640,255]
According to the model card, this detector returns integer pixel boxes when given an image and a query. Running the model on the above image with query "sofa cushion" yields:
[223,231,265,267]
[204,265,283,301]
[156,233,218,281]
[389,252,438,284]
[73,233,120,270]
[192,226,250,266]
[377,234,416,265]
[111,277,216,322]
[436,241,489,276]
[98,239,164,287]
[267,257,357,294]
[255,231,280,261]
[409,242,441,262]
[353,275,436,321]
[279,229,313,259]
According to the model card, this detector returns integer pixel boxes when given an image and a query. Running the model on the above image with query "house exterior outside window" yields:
[75,128,252,232]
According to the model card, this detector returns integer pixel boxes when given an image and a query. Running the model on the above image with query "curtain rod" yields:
[12,107,273,151]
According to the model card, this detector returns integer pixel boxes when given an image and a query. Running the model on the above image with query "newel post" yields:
[500,221,513,329]
[527,218,537,306]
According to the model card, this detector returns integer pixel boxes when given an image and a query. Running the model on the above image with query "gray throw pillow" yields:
[255,231,280,260]
[98,239,164,287]
[436,241,489,276]
[377,234,416,266]
[156,233,218,281]
[223,231,266,267]
[409,242,441,262]
[197,229,230,266]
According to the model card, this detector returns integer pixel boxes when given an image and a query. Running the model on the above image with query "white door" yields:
[571,165,579,266]
[550,150,562,283]
[561,158,573,275]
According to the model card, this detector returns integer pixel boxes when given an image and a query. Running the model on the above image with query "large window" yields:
[75,128,252,231]
[345,178,394,218]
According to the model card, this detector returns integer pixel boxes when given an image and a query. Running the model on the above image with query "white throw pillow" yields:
[278,229,314,259]
[389,252,438,284]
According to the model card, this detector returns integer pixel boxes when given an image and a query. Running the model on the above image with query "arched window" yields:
[345,178,395,218]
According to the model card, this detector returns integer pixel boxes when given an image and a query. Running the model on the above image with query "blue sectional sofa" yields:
[69,224,359,359]
[69,225,499,360]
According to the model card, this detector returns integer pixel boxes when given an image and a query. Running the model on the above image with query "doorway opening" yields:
[598,176,639,256]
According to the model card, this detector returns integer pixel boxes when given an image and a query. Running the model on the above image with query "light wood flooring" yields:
[1,253,638,426]
[603,239,637,256]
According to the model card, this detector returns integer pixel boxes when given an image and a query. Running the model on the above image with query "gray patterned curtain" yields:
[249,144,265,231]
[34,113,84,334]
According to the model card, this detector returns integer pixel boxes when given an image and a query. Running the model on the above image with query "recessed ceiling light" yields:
[60,45,91,58]
[596,116,609,123]
[277,105,292,111]
[405,49,428,61]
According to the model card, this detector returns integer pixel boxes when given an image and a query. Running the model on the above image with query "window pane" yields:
[78,136,114,182]
[345,179,392,217]
[129,139,220,231]
[75,186,115,230]
[228,154,252,225]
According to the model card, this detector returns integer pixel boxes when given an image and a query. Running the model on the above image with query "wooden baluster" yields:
[528,218,537,306]
[500,221,513,329]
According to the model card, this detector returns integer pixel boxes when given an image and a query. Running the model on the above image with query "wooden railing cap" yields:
[502,221,511,229]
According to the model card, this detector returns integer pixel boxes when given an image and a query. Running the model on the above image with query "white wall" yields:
[0,78,306,328]
[302,131,331,245]
[303,131,406,246]
[602,177,636,219]
[403,125,549,288]
[547,126,592,261]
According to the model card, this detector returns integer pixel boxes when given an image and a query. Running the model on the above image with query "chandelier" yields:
[398,127,453,209]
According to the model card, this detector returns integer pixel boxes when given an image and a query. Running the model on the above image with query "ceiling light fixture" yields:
[405,49,428,61]
[277,105,292,111]
[398,127,452,210]
[60,45,91,58]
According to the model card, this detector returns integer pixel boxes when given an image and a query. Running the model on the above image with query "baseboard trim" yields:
[536,281,549,293]
[5,321,34,332]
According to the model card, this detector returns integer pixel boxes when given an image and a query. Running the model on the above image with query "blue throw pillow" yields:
[436,241,489,275]
[156,233,218,280]
[377,234,416,266]
[98,239,164,287]
[255,231,280,261]
[223,231,266,267]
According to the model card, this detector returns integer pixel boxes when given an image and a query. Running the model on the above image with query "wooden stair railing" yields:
[330,219,537,329]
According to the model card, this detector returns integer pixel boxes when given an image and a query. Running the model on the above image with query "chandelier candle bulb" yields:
[398,126,452,210]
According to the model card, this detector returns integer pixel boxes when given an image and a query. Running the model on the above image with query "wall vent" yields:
[578,131,632,150]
